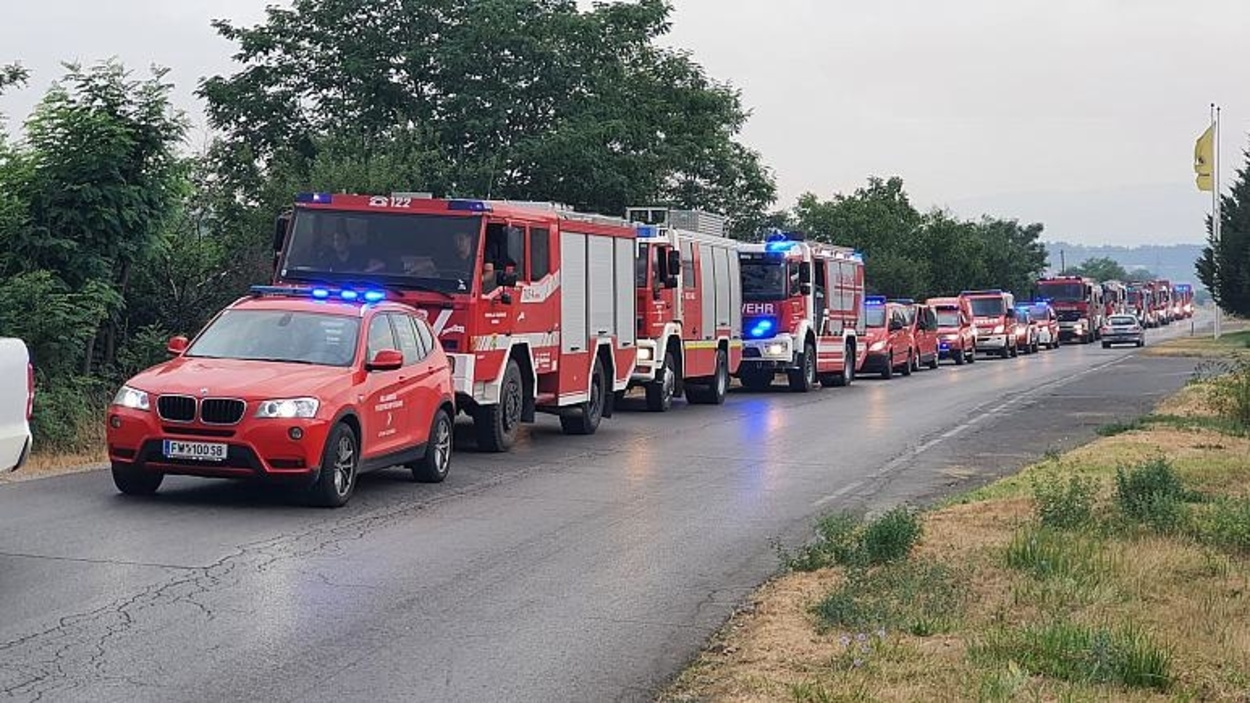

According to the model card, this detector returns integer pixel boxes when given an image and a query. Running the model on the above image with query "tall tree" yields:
[1063,256,1129,282]
[1197,145,1250,317]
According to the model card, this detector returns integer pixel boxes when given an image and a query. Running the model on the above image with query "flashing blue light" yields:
[295,192,333,204]
[636,225,658,238]
[311,288,330,300]
[765,240,797,253]
[851,251,865,262]
[747,318,777,339]
[340,289,359,301]
[448,199,492,213]
[866,296,886,306]
[363,290,386,303]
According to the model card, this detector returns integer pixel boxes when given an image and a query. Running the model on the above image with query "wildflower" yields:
[839,635,851,648]
[855,632,867,642]
[852,658,864,668]
[876,628,887,639]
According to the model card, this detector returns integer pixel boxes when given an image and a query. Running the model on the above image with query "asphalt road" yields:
[0,320,1208,702]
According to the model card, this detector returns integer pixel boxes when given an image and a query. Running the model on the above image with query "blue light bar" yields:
[765,240,797,253]
[747,318,776,339]
[311,288,330,300]
[448,199,492,212]
[249,284,387,305]
[340,289,359,301]
[865,296,886,306]
[295,192,333,204]
[363,290,386,303]
[636,225,659,238]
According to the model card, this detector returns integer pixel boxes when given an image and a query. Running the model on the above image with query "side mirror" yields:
[167,336,189,355]
[496,270,520,288]
[799,262,812,284]
[1005,309,1017,319]
[800,282,813,295]
[665,275,679,289]
[667,250,682,278]
[888,320,903,332]
[272,213,290,253]
[367,349,404,372]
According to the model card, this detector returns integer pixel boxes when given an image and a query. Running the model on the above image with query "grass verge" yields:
[662,369,1250,701]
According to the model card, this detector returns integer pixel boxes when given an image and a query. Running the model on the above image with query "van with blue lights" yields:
[925,296,977,365]
[272,193,639,452]
[105,286,456,507]
[625,207,743,410]
[735,232,866,391]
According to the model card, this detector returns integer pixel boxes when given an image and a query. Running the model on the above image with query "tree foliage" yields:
[199,0,774,234]
[1063,256,1129,282]
[791,177,1048,298]
[1197,146,1250,317]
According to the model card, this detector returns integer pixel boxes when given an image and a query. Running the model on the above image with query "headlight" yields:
[869,341,886,352]
[765,343,787,356]
[942,334,958,341]
[255,398,320,419]
[993,325,1005,334]
[113,385,150,411]
[637,347,653,362]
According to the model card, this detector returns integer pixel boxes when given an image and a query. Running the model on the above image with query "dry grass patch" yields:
[662,371,1250,701]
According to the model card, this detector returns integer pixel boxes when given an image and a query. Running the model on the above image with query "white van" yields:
[0,338,33,471]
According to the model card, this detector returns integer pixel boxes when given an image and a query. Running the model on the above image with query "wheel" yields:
[1102,342,1111,349]
[927,352,938,370]
[1031,340,1039,354]
[901,350,913,376]
[967,345,976,364]
[788,341,817,392]
[645,351,677,412]
[1000,344,1010,359]
[474,359,523,452]
[954,346,965,366]
[111,461,163,496]
[1136,340,1145,348]
[561,356,606,435]
[822,342,855,387]
[688,349,730,404]
[309,423,358,508]
[880,350,894,380]
[409,408,453,483]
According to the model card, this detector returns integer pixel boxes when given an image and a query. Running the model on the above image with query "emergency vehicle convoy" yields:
[737,232,866,391]
[273,193,639,452]
[964,289,1020,358]
[624,207,743,410]
[1036,275,1104,343]
[1102,280,1128,318]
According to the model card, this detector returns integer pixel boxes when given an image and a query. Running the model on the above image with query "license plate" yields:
[163,440,227,462]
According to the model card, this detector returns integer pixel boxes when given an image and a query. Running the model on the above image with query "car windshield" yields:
[865,306,887,327]
[1109,315,1138,325]
[969,297,1006,317]
[935,309,961,327]
[281,210,481,293]
[186,310,360,367]
[1039,282,1085,301]
[741,260,787,300]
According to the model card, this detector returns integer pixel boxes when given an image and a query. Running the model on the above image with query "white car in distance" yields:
[0,338,33,471]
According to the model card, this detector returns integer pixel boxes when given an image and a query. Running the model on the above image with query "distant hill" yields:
[1042,241,1205,288]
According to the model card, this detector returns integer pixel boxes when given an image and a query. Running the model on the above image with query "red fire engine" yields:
[1174,284,1195,319]
[736,232,866,391]
[1102,280,1128,317]
[624,207,744,411]
[1036,275,1104,343]
[1154,280,1174,325]
[272,193,639,452]
[1127,280,1158,327]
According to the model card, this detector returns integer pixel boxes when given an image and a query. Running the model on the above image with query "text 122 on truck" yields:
[272,193,639,452]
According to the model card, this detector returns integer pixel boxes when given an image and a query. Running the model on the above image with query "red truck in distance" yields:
[1174,284,1195,319]
[625,207,743,410]
[1102,280,1128,318]
[737,232,866,391]
[1153,280,1174,325]
[926,296,976,365]
[965,289,1018,358]
[1036,275,1103,344]
[1127,281,1158,327]
[273,193,639,452]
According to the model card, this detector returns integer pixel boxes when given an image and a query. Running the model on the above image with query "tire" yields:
[474,359,523,452]
[409,408,452,483]
[1137,340,1145,348]
[111,461,163,496]
[308,423,358,508]
[1102,342,1111,349]
[954,346,965,366]
[901,350,913,376]
[1031,340,1039,354]
[788,341,817,392]
[561,356,606,435]
[881,350,894,380]
[822,342,855,388]
[1000,345,1010,359]
[687,349,729,405]
[645,351,677,412]
[927,352,938,370]
[967,345,976,364]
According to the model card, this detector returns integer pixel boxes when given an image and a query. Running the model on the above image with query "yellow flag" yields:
[1195,124,1214,191]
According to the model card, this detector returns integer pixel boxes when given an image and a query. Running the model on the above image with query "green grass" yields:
[812,559,965,636]
[1141,413,1249,437]
[786,507,923,572]
[1096,419,1147,437]
[1114,458,1204,533]
[972,621,1173,692]
[1194,497,1250,554]
[1031,472,1097,529]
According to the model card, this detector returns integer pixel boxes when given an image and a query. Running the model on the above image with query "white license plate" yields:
[163,440,227,462]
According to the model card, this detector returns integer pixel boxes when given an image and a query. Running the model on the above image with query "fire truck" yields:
[1154,280,1174,325]
[964,289,1019,357]
[1174,283,1195,319]
[1102,280,1128,317]
[1127,281,1158,327]
[736,232,866,392]
[624,207,743,411]
[1036,275,1104,343]
[272,193,639,452]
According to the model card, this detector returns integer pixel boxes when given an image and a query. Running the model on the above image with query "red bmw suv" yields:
[106,286,456,507]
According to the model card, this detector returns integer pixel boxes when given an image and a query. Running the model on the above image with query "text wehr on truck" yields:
[272,194,640,452]
[736,231,867,392]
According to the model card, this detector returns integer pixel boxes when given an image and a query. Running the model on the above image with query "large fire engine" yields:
[272,193,639,452]
[1127,280,1158,327]
[1174,283,1195,319]
[964,289,1019,357]
[1154,279,1174,325]
[1102,280,1128,317]
[736,232,866,391]
[1036,275,1104,343]
[624,207,743,411]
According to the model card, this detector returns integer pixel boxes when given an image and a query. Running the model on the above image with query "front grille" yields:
[201,398,246,425]
[743,347,762,358]
[157,395,196,423]
[1056,310,1082,322]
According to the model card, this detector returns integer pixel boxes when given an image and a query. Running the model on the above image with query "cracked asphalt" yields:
[0,321,1206,702]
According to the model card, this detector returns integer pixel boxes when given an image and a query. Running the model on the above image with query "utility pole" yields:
[1060,249,1066,274]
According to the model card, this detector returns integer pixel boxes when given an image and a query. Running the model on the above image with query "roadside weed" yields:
[1031,472,1097,529]
[972,621,1172,691]
[813,559,964,635]
[785,508,922,572]
[1096,419,1145,437]
[1114,458,1200,533]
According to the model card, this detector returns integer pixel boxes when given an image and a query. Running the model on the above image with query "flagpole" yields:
[1213,103,1222,340]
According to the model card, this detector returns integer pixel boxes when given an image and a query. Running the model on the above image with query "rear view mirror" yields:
[167,336,189,355]
[800,282,813,295]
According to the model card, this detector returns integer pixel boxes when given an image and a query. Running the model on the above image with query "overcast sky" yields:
[2,0,1247,245]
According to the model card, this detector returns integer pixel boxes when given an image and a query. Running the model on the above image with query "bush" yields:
[973,621,1172,691]
[1197,498,1250,553]
[30,375,108,452]
[1032,472,1097,529]
[785,507,922,572]
[813,559,964,636]
[1208,357,1250,429]
[1114,459,1198,533]
[1005,527,1113,585]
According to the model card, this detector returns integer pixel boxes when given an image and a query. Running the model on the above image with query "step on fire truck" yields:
[1036,275,1104,343]
[736,232,866,392]
[624,207,744,411]
[272,193,639,452]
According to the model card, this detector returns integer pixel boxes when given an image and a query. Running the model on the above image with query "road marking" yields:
[812,480,866,508]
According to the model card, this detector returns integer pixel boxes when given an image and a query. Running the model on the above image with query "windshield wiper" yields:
[243,357,321,366]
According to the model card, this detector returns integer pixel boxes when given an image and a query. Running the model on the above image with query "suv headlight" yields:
[869,340,886,352]
[993,324,1005,334]
[113,385,150,411]
[255,398,320,419]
